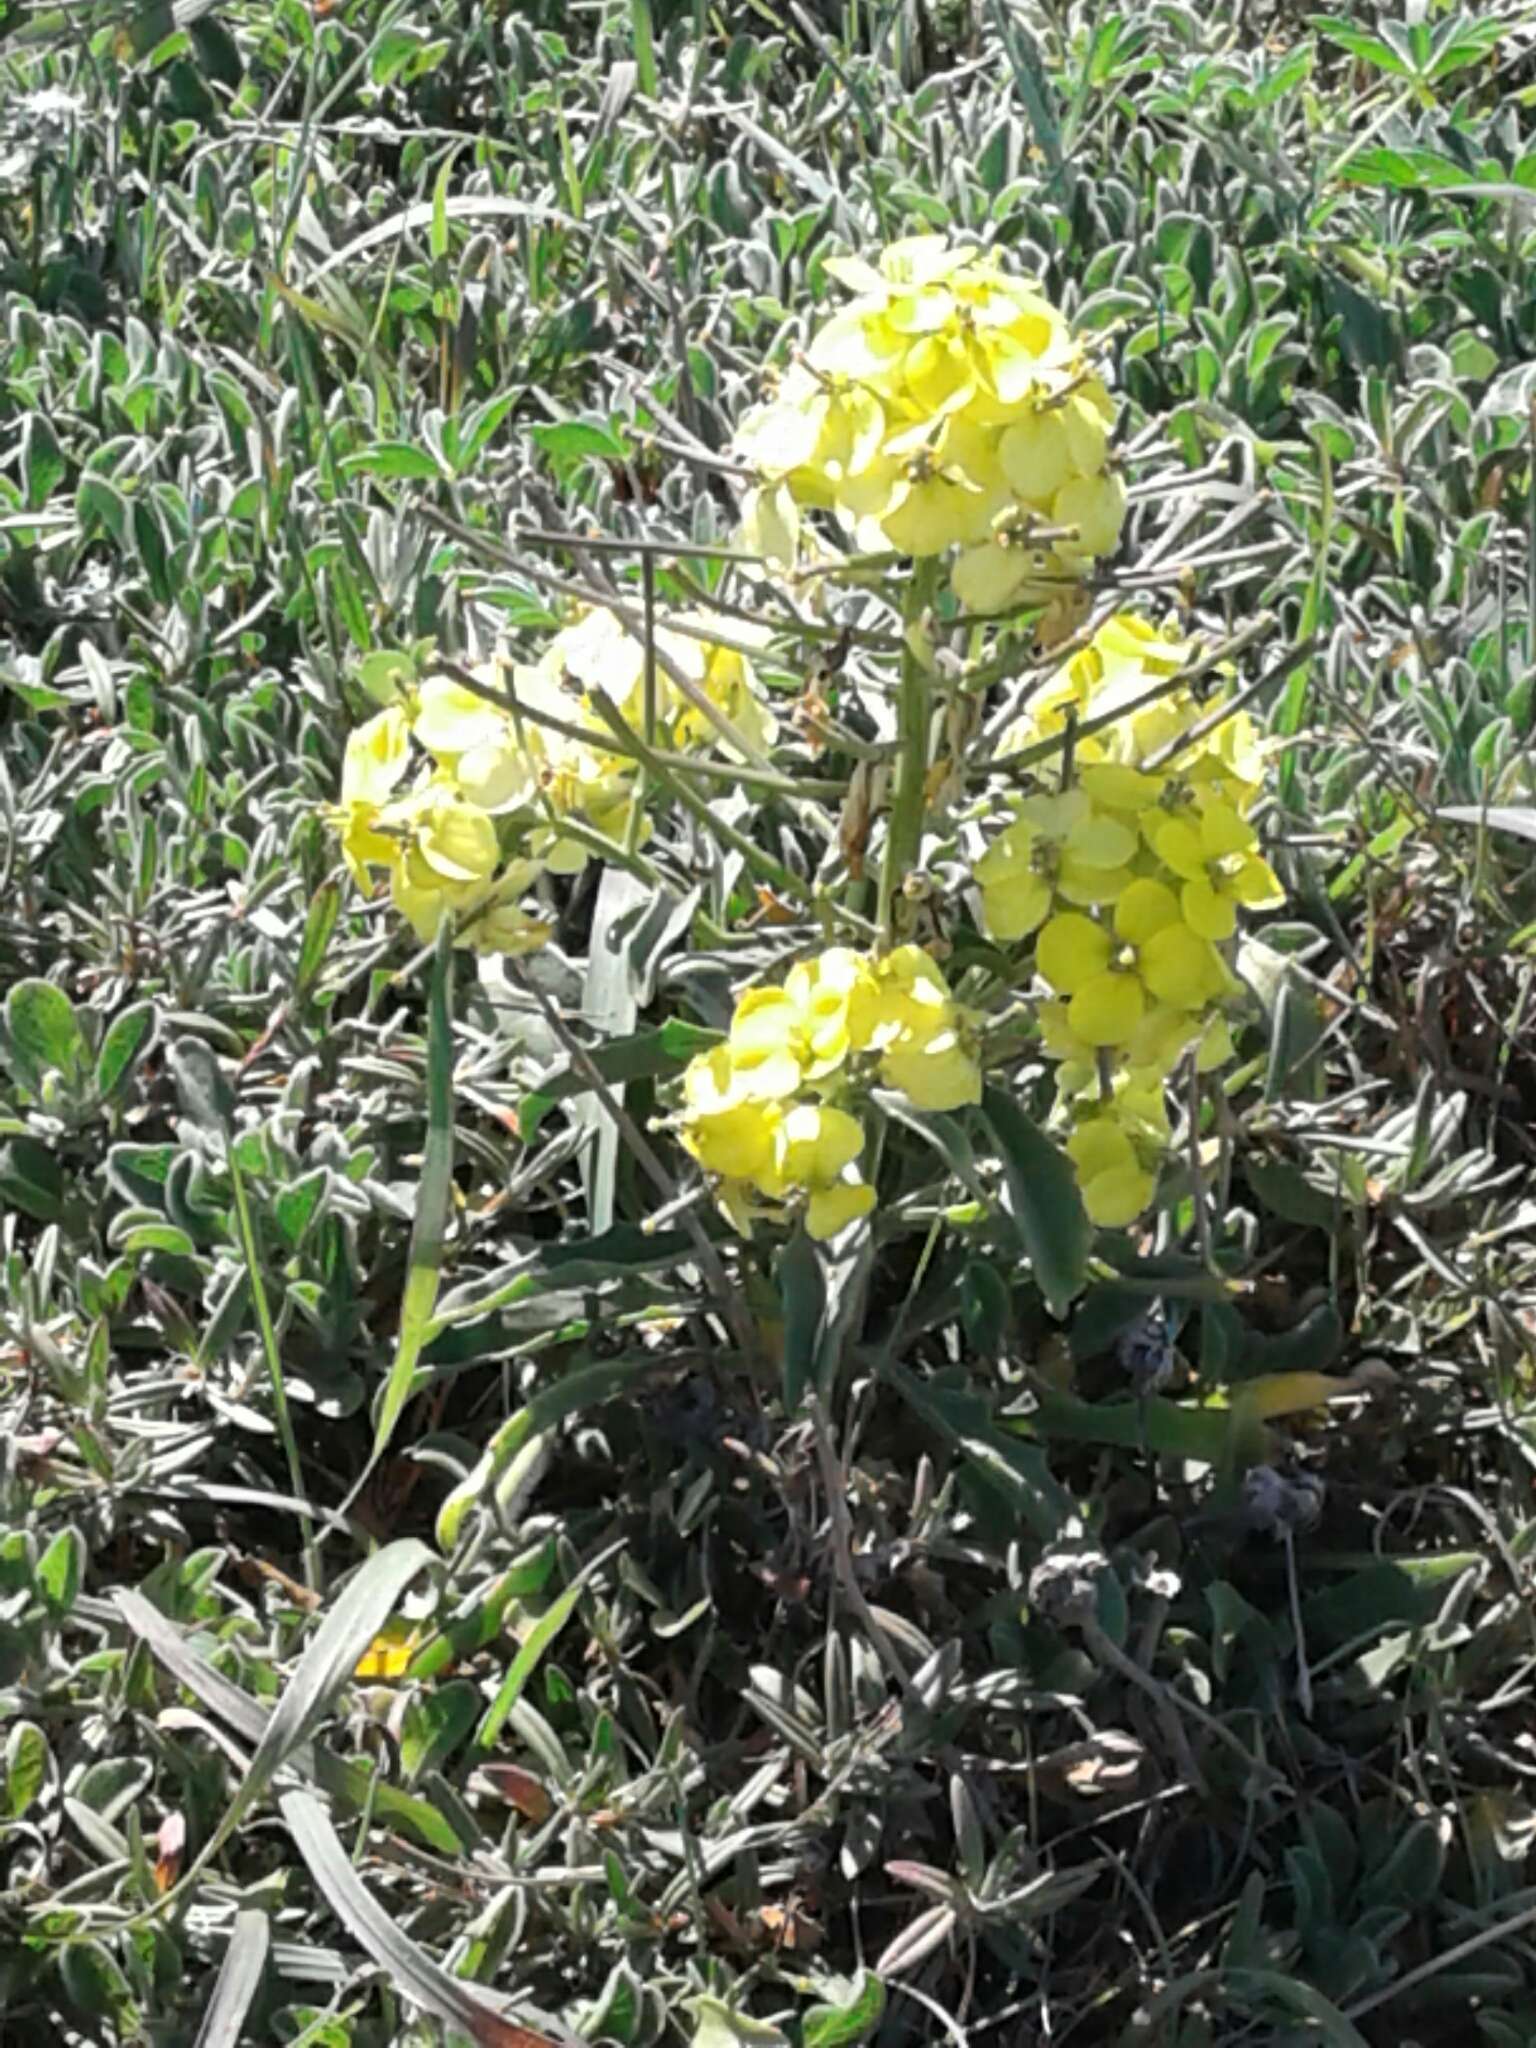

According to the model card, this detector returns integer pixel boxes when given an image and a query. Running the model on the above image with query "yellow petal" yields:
[881,1033,981,1111]
[1081,1163,1155,1228]
[1199,802,1256,859]
[1052,471,1126,559]
[1232,855,1284,909]
[731,988,802,1058]
[952,540,1028,614]
[1067,971,1145,1048]
[806,1179,877,1240]
[982,871,1053,942]
[1114,878,1181,945]
[998,410,1078,505]
[341,705,413,808]
[1152,818,1206,882]
[1139,924,1219,1009]
[1181,876,1236,942]
[413,679,509,761]
[1066,1121,1135,1179]
[1036,911,1111,994]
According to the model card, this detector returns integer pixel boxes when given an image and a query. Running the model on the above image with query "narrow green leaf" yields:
[430,144,459,263]
[279,1790,552,2048]
[400,1679,479,1782]
[980,1089,1091,1317]
[295,881,342,997]
[0,1135,64,1220]
[779,1224,871,1411]
[36,1525,84,1615]
[988,0,1062,169]
[22,414,67,508]
[688,1995,789,2046]
[529,418,631,463]
[193,1910,270,2048]
[519,1018,720,1141]
[338,441,445,481]
[114,1587,465,1853]
[778,1228,826,1413]
[1437,804,1536,844]
[629,0,657,95]
[373,925,456,1462]
[138,1539,435,1901]
[437,1359,647,1550]
[474,1539,622,1753]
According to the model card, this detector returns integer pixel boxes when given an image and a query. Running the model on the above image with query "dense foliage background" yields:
[5,0,1536,2043]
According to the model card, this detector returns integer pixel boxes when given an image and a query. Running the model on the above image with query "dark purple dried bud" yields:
[1116,1303,1176,1395]
[1243,1464,1324,1538]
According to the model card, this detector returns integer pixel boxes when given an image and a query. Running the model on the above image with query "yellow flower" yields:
[998,612,1198,766]
[456,859,551,958]
[732,236,1121,593]
[413,674,510,762]
[755,1100,866,1200]
[679,1047,786,1180]
[861,943,957,1047]
[1149,799,1283,941]
[1066,1121,1156,1228]
[383,786,501,941]
[413,672,533,813]
[1036,912,1112,995]
[670,622,778,758]
[785,947,879,1077]
[459,901,552,957]
[880,1026,981,1111]
[976,788,1137,942]
[1066,971,1145,1049]
[334,706,412,887]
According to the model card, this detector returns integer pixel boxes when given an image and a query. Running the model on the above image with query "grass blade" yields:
[473,1539,623,1754]
[278,1789,578,2048]
[372,922,456,1462]
[193,1910,270,2048]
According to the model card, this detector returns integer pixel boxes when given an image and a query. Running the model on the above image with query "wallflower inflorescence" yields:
[330,605,775,944]
[974,612,1282,1227]
[735,235,1124,611]
[673,944,981,1240]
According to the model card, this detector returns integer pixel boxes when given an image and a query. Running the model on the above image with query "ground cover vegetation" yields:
[4,0,1536,2042]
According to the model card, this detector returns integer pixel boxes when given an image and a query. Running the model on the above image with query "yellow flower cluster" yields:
[976,614,1282,1227]
[331,605,774,943]
[735,235,1124,610]
[333,700,551,955]
[676,945,981,1240]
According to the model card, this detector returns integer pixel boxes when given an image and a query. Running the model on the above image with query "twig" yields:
[806,1391,927,1713]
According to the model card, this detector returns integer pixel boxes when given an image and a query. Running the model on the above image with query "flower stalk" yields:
[878,555,941,946]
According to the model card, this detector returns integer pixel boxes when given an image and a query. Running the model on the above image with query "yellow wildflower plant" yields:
[735,234,1124,604]
[329,675,551,958]
[673,943,980,1240]
[971,608,1283,1231]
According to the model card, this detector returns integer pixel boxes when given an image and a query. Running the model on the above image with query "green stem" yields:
[877,557,941,946]
[226,1149,318,1589]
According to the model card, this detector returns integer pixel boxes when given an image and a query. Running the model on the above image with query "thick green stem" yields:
[877,557,941,946]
